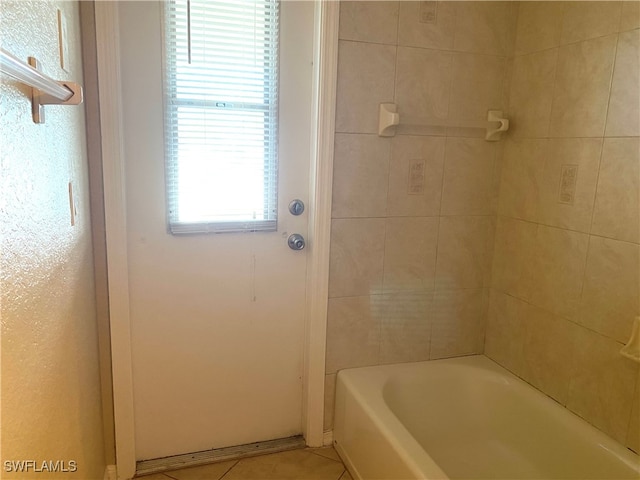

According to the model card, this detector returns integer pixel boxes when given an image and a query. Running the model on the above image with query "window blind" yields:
[163,0,279,234]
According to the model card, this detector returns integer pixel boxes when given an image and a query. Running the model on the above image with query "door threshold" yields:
[135,435,306,477]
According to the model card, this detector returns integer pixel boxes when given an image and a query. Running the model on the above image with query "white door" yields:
[118,1,315,460]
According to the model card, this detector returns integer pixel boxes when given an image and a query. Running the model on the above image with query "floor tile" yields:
[223,449,345,480]
[163,460,237,480]
[339,470,354,480]
[306,447,342,463]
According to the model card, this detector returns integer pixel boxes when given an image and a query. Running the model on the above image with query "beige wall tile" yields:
[430,288,488,359]
[449,53,507,125]
[383,217,438,294]
[560,1,622,45]
[549,35,617,138]
[397,1,456,50]
[508,49,558,138]
[453,1,516,56]
[567,328,639,444]
[620,1,640,32]
[578,236,640,344]
[529,225,589,319]
[492,216,536,300]
[591,138,640,244]
[498,139,546,222]
[606,29,640,137]
[537,138,603,233]
[339,1,399,44]
[485,290,526,377]
[379,293,432,364]
[441,138,499,216]
[521,305,580,405]
[325,296,382,374]
[387,135,445,217]
[435,216,495,290]
[332,134,390,218]
[335,41,396,134]
[395,46,452,124]
[329,218,385,298]
[323,374,336,431]
[514,2,564,55]
[628,380,640,453]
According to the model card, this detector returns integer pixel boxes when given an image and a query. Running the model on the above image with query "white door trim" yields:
[94,2,136,479]
[94,1,338,477]
[302,0,339,447]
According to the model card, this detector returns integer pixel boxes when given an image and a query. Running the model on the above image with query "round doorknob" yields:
[288,233,305,251]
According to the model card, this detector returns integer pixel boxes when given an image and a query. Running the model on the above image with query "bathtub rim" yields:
[334,354,640,480]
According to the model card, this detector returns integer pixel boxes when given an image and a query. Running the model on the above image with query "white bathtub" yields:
[333,355,640,480]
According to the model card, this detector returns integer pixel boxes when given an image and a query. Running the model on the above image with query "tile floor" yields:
[139,447,353,480]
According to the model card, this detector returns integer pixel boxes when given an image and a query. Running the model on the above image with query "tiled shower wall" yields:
[486,2,640,452]
[323,1,518,431]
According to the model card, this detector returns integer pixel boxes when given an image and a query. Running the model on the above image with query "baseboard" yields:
[323,430,334,446]
[103,464,117,480]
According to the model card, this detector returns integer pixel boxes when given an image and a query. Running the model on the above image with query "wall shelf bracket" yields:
[378,103,400,137]
[485,110,509,141]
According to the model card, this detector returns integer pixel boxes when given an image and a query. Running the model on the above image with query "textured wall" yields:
[324,1,517,431]
[0,1,106,478]
[486,1,640,452]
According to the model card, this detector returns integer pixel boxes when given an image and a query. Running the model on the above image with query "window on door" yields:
[163,0,280,234]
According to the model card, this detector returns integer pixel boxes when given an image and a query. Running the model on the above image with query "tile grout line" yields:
[217,459,240,480]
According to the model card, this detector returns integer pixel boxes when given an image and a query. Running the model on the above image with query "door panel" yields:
[118,1,314,460]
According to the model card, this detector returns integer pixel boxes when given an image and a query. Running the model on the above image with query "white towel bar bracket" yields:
[0,48,83,124]
[28,57,83,124]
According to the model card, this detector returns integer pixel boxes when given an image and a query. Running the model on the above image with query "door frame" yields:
[93,2,339,479]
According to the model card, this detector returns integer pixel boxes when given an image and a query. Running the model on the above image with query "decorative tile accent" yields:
[387,136,445,217]
[398,0,456,50]
[537,138,602,233]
